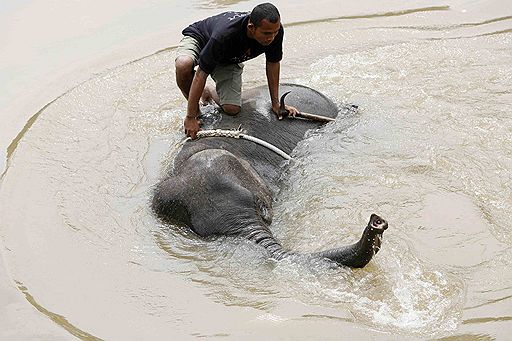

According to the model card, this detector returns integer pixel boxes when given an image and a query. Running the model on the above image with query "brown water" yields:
[1,0,511,340]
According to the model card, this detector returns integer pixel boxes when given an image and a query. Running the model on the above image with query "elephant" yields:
[152,83,388,268]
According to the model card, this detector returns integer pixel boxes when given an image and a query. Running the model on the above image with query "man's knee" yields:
[221,104,241,116]
[175,56,195,77]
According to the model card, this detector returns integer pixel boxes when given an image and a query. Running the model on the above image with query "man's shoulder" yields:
[214,11,249,23]
[217,11,249,20]
[210,11,249,40]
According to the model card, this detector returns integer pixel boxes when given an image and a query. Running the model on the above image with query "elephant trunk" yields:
[312,214,388,268]
[244,214,388,268]
[244,227,291,261]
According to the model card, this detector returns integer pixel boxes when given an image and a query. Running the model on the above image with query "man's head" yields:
[247,3,281,46]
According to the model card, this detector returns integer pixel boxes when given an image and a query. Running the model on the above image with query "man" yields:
[175,2,298,139]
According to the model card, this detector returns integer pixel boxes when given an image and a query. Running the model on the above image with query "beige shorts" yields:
[176,36,244,107]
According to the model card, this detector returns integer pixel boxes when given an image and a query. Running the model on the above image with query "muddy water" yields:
[1,0,511,340]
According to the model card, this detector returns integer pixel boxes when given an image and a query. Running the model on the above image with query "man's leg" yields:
[175,36,201,99]
[221,103,242,116]
[211,63,244,116]
[175,56,195,99]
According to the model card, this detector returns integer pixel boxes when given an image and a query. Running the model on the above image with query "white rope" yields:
[188,129,292,160]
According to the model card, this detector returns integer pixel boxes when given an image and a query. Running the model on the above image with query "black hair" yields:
[250,3,280,27]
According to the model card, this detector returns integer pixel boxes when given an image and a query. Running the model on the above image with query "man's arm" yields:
[184,67,208,139]
[266,61,298,119]
[266,61,281,114]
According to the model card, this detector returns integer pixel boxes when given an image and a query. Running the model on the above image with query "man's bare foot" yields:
[200,84,215,106]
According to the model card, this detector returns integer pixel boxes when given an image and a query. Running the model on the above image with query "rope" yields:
[187,129,292,160]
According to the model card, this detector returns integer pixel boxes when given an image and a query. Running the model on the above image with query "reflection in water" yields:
[1,6,512,340]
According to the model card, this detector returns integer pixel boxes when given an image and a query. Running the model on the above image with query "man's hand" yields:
[272,103,299,120]
[184,116,201,139]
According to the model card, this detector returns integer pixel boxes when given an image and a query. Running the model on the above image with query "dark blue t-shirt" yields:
[182,11,284,74]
